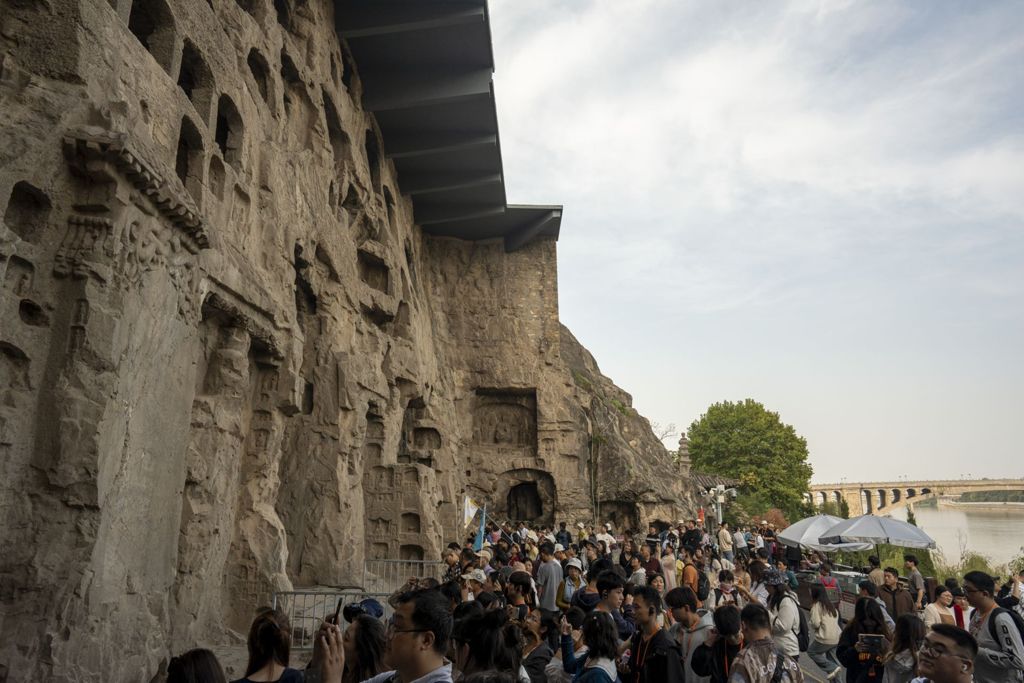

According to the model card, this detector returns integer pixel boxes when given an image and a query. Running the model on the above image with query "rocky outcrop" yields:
[0,0,696,679]
[559,325,697,531]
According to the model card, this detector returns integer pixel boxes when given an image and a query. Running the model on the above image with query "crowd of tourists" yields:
[166,519,1024,683]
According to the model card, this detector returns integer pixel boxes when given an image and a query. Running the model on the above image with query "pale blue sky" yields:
[489,0,1024,483]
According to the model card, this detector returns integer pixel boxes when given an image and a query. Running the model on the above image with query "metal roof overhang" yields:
[335,0,562,252]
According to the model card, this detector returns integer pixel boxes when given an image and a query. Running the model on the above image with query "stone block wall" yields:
[0,0,696,678]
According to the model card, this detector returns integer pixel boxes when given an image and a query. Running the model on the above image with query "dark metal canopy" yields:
[335,0,562,251]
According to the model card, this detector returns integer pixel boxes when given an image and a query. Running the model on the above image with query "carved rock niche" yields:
[357,248,388,293]
[472,389,537,456]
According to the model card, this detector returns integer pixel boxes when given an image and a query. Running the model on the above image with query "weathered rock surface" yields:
[0,0,696,679]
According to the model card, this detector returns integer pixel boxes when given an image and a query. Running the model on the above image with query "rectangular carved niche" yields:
[472,389,537,455]
[357,248,388,293]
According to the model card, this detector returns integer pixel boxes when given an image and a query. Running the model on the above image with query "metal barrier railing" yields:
[272,589,392,650]
[362,559,442,594]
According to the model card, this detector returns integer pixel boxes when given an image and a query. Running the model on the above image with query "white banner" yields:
[463,496,481,528]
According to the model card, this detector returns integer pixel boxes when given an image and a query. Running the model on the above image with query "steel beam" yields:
[386,132,497,159]
[361,68,492,112]
[415,203,505,226]
[401,172,501,196]
[338,4,485,39]
[504,210,561,252]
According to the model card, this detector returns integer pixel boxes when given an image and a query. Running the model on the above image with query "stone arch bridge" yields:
[807,479,1024,517]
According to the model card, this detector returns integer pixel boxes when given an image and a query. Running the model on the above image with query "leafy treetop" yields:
[688,399,813,521]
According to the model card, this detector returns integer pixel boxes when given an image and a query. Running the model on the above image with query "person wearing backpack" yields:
[681,546,710,607]
[730,604,804,682]
[963,570,1024,683]
[709,570,745,610]
[765,568,803,660]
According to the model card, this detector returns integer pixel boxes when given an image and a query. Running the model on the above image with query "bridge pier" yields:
[808,479,1024,517]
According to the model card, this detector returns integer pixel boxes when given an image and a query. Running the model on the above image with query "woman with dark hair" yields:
[619,539,637,573]
[836,597,893,683]
[233,608,302,682]
[808,585,842,677]
[882,613,926,683]
[545,607,587,683]
[949,586,972,628]
[506,570,537,621]
[737,560,768,605]
[520,609,555,683]
[690,605,743,683]
[168,649,228,683]
[452,608,524,679]
[340,613,386,683]
[560,610,619,682]
[764,568,801,659]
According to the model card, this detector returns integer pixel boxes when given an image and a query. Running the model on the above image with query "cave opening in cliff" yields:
[508,482,543,523]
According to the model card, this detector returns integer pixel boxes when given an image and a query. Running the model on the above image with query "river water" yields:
[887,505,1024,567]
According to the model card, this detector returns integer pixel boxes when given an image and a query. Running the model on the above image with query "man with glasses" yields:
[963,570,1024,683]
[911,623,977,683]
[366,588,454,683]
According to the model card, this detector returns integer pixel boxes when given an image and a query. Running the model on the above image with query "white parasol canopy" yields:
[818,514,936,550]
[777,514,873,552]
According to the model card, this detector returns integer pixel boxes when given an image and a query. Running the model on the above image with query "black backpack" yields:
[687,563,711,602]
[988,608,1024,655]
[784,594,810,652]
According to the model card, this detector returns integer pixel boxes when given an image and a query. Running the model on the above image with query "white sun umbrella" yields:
[778,514,873,553]
[818,514,936,550]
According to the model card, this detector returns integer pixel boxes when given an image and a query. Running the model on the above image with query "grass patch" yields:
[610,398,631,416]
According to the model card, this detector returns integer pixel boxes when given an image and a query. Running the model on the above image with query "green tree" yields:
[820,500,850,519]
[688,399,813,521]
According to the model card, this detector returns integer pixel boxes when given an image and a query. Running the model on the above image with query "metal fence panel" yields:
[362,559,442,594]
[272,590,392,650]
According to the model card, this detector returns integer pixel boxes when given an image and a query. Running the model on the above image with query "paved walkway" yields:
[799,652,840,682]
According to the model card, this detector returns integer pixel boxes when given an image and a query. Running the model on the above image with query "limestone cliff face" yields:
[0,0,695,679]
[558,325,697,530]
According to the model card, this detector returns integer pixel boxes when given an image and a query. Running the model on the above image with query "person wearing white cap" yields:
[459,567,488,602]
[595,524,616,553]
[557,558,586,612]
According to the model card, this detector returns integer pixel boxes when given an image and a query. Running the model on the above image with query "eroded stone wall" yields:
[0,0,696,679]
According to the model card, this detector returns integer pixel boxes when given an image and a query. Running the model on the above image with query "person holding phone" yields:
[836,597,892,683]
[559,611,620,682]
[232,608,304,683]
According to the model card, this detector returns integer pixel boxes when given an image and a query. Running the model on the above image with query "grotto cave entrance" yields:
[508,482,543,523]
[600,501,641,534]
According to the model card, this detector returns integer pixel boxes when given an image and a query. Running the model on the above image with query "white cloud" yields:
[489,0,1024,480]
